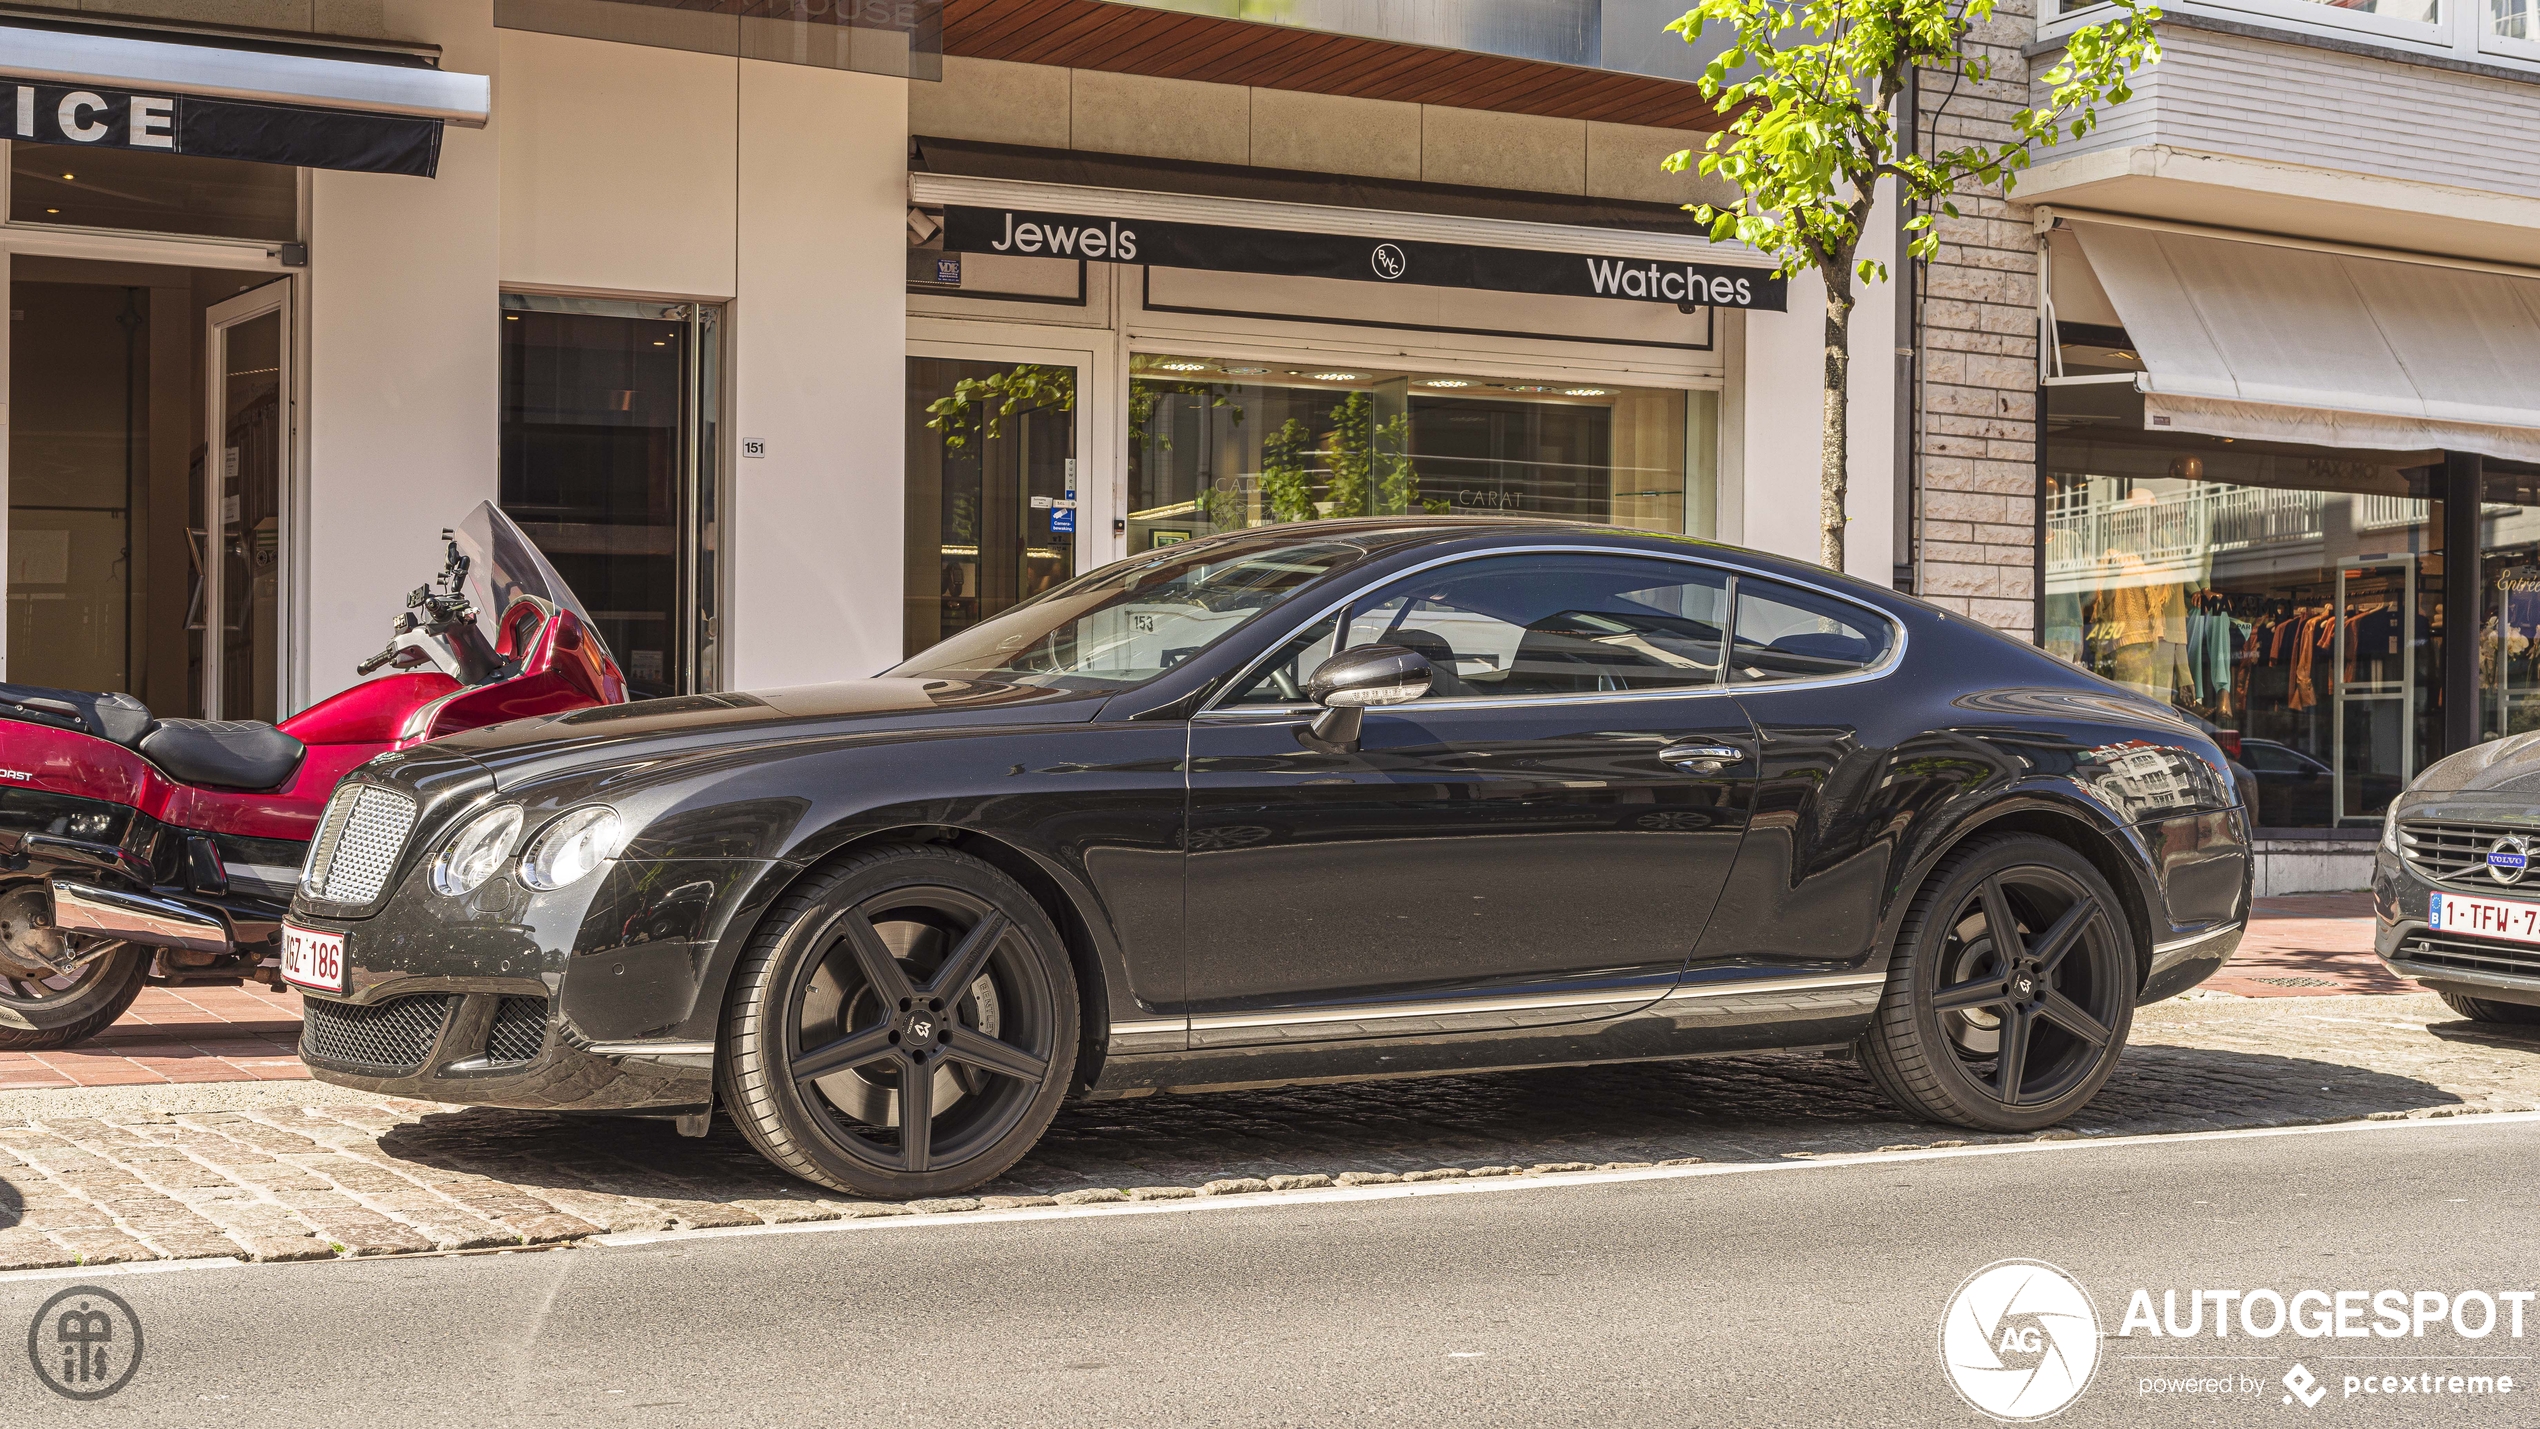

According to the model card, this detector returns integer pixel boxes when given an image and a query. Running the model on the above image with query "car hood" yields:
[2407,730,2540,797]
[422,677,1110,789]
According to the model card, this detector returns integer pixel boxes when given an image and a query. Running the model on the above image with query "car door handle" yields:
[1659,743,1747,773]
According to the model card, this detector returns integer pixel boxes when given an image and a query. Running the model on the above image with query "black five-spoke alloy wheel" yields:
[1858,835,2135,1132]
[719,845,1079,1198]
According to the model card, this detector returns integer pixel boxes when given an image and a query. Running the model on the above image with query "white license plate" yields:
[2428,891,2540,946]
[280,923,347,992]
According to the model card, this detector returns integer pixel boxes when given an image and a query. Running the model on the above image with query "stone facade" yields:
[1909,0,2041,637]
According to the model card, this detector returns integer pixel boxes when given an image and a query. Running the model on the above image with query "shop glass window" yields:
[2476,461,2540,743]
[498,295,723,700]
[2045,394,2444,831]
[905,357,1080,657]
[10,148,297,242]
[1126,356,1716,554]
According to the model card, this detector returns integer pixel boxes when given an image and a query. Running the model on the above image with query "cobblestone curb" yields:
[0,992,2532,1270]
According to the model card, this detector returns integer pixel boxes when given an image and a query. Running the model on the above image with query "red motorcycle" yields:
[0,502,625,1049]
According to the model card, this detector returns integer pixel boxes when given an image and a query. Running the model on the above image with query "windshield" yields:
[451,501,611,662]
[890,530,1372,690]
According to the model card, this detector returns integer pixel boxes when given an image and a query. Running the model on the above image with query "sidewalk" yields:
[2203,891,2406,998]
[0,985,308,1092]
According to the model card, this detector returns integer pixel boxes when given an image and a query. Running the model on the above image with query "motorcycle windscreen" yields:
[451,501,616,666]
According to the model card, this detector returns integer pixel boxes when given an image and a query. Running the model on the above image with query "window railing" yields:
[2046,0,2540,79]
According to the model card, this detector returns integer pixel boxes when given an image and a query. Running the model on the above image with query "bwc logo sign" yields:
[1940,1260,2102,1422]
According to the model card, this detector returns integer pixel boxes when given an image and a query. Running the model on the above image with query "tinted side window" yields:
[1340,554,1731,700]
[1729,578,1891,683]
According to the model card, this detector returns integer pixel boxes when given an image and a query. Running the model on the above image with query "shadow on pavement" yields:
[364,1040,2481,1205]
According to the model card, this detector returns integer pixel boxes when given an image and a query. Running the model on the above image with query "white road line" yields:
[590,1109,2540,1249]
[0,1256,244,1286]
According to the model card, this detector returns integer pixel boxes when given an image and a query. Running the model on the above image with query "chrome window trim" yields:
[1196,542,1908,719]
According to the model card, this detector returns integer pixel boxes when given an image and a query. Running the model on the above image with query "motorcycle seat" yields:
[0,683,154,747]
[137,720,308,792]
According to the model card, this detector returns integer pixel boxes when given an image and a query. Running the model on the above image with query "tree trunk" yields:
[1820,263,1853,572]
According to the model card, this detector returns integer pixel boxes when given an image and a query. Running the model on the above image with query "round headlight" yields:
[519,806,622,892]
[433,805,523,897]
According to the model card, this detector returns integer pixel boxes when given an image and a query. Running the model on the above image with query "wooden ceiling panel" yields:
[940,0,1726,131]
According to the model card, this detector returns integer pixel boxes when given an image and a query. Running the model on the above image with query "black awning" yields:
[2,18,488,177]
[912,136,1717,238]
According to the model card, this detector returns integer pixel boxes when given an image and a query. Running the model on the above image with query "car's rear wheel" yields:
[1858,836,2136,1133]
[719,845,1077,1198]
[2436,990,2540,1026]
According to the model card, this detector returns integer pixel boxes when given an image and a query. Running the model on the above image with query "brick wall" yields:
[1910,0,2039,639]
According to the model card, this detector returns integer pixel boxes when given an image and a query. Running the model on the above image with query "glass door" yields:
[2333,558,2415,826]
[198,280,290,721]
[498,294,724,698]
[904,353,1083,657]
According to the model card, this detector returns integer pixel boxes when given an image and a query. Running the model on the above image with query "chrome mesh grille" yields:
[2395,932,2540,981]
[2396,820,2540,886]
[484,997,549,1065]
[304,785,416,905]
[300,994,453,1074]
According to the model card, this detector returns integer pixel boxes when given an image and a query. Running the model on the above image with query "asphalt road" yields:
[5,1116,2538,1427]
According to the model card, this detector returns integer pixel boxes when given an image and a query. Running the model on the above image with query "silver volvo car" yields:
[2378,734,2540,1024]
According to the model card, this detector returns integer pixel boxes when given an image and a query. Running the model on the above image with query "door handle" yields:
[1659,743,1746,774]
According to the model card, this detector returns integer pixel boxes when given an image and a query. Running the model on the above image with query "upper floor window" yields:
[2046,0,2540,74]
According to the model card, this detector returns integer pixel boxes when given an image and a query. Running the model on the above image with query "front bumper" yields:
[298,984,713,1111]
[2374,838,2540,1011]
[287,852,771,1112]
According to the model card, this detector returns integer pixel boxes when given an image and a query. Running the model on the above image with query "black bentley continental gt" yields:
[284,519,2252,1197]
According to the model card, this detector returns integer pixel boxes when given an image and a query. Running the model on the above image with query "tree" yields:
[1666,0,2161,570]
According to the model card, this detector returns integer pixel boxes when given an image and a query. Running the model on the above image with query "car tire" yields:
[1858,835,2136,1133]
[0,941,147,1051]
[2435,990,2540,1026]
[718,844,1079,1198]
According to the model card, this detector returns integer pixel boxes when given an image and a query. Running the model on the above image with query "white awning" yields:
[0,24,489,126]
[2069,220,2540,464]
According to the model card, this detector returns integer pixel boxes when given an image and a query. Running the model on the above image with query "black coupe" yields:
[285,520,2252,1198]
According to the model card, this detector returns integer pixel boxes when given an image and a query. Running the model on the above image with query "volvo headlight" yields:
[432,805,524,897]
[519,806,622,892]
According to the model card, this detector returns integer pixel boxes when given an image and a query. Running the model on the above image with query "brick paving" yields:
[0,987,2534,1270]
[2207,891,2408,999]
[0,985,307,1091]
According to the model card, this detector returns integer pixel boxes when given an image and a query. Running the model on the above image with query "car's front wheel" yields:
[719,845,1078,1198]
[2436,990,2540,1026]
[1858,835,2136,1133]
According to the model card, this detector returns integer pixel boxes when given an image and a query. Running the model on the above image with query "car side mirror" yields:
[1300,644,1433,752]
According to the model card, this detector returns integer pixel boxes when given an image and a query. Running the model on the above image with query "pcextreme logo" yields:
[1940,1259,2103,1422]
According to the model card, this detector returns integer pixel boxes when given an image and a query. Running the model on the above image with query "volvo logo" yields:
[2488,835,2530,886]
[1370,243,1408,280]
